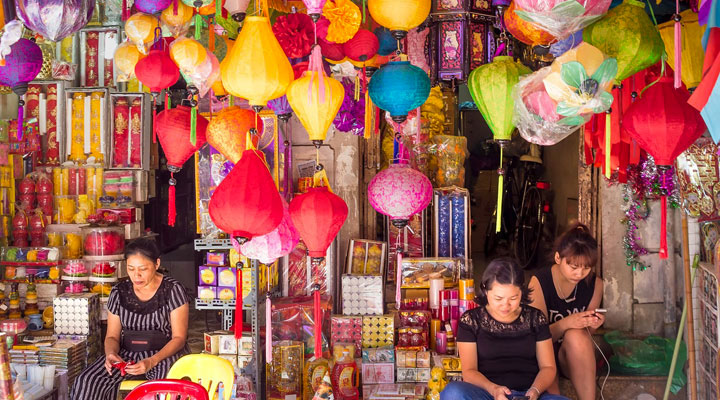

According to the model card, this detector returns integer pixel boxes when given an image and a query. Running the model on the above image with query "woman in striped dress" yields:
[71,238,190,400]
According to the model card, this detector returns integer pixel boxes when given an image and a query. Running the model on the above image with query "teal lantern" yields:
[368,57,431,123]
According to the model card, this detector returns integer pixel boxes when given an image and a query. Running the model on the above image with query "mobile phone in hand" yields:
[511,396,530,400]
[594,308,607,314]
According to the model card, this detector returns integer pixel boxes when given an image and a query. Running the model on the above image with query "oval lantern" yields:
[622,77,705,259]
[114,41,146,82]
[221,16,294,110]
[206,106,263,164]
[161,1,194,32]
[155,106,209,226]
[198,0,224,15]
[504,1,554,47]
[170,37,207,76]
[344,29,379,63]
[135,49,180,93]
[368,0,431,40]
[583,0,664,82]
[0,38,43,140]
[289,186,348,261]
[134,0,173,15]
[268,95,293,121]
[15,0,95,42]
[374,27,398,56]
[239,198,299,264]
[368,58,430,123]
[209,149,284,242]
[286,47,344,146]
[367,162,432,229]
[125,12,159,53]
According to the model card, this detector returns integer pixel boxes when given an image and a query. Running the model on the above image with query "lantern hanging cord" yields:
[644,0,659,26]
[639,58,667,96]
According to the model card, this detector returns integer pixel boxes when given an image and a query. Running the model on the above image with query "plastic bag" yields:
[513,0,611,41]
[604,330,687,394]
[433,135,468,187]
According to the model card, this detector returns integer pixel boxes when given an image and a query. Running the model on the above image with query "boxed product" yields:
[217,267,237,287]
[238,336,253,356]
[217,287,236,301]
[362,346,395,363]
[362,315,394,349]
[108,93,151,169]
[433,187,470,265]
[53,293,101,336]
[197,286,217,300]
[361,363,395,384]
[396,368,431,383]
[387,213,425,283]
[198,266,218,286]
[267,341,304,400]
[331,315,363,357]
[341,275,383,315]
[206,252,227,266]
[272,296,332,359]
[78,26,121,87]
[63,88,111,165]
[96,208,138,224]
[204,330,229,354]
[400,257,462,288]
[363,384,426,400]
[26,81,66,165]
[346,239,386,275]
[237,355,253,369]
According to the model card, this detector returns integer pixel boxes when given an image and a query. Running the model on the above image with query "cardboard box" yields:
[217,287,236,301]
[197,286,216,300]
[97,208,137,224]
[237,336,253,356]
[361,363,395,384]
[362,346,395,363]
[124,221,142,240]
[198,266,218,286]
[217,267,236,287]
[395,368,418,383]
[204,330,229,354]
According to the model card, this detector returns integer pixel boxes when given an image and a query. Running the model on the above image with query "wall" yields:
[542,132,579,236]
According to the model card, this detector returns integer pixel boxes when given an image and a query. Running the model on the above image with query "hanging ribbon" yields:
[308,46,327,104]
[395,247,403,309]
[266,295,272,362]
[168,172,177,226]
[364,90,373,139]
[604,111,611,178]
[235,267,243,339]
[673,0,682,89]
[313,281,322,359]
[190,102,197,145]
[16,97,24,141]
[495,145,504,233]
[165,90,171,111]
[659,169,669,259]
[122,0,128,21]
[152,95,158,143]
[174,0,179,15]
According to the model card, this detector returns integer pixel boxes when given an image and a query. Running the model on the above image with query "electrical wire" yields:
[587,327,610,400]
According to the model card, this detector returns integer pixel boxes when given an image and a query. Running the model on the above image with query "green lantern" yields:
[468,55,531,233]
[583,0,664,83]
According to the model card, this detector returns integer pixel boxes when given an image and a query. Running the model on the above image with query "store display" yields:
[341,275,383,316]
[331,316,363,357]
[346,239,386,275]
[400,258,461,288]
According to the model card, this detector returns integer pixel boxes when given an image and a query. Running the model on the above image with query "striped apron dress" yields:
[70,276,190,400]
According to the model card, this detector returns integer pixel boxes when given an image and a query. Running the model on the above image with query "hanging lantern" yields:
[206,106,263,164]
[272,12,315,59]
[125,12,160,53]
[155,106,209,226]
[169,37,207,75]
[468,55,530,232]
[268,95,293,120]
[134,0,173,14]
[221,16,294,110]
[657,9,705,89]
[368,0,431,40]
[209,148,284,242]
[375,27,397,56]
[583,0,664,83]
[433,3,493,82]
[622,76,705,259]
[224,0,250,21]
[504,1,554,47]
[181,0,212,9]
[135,49,180,140]
[161,1,194,36]
[344,29,379,63]
[303,0,326,22]
[367,162,432,229]
[15,0,94,42]
[511,0,611,40]
[368,58,431,123]
[198,0,223,15]
[239,198,299,264]
[114,41,146,82]
[0,38,43,140]
[290,186,348,260]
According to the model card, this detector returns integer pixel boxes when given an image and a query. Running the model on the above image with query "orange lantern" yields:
[169,37,207,76]
[206,106,263,163]
[504,1,554,47]
[114,41,146,82]
[125,12,159,53]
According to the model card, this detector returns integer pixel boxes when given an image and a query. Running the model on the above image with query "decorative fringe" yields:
[674,12,682,89]
[604,112,611,178]
[313,287,322,359]
[235,268,243,339]
[354,75,360,102]
[190,104,197,146]
[266,296,272,362]
[195,13,202,40]
[16,103,23,141]
[660,195,668,259]
[209,21,216,52]
[168,173,177,226]
[364,90,372,139]
[495,146,503,233]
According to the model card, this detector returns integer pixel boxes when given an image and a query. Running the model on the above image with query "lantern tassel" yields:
[122,0,128,21]
[266,296,272,363]
[174,0,178,15]
[674,11,682,89]
[168,173,177,226]
[395,248,403,309]
[190,104,197,146]
[195,12,202,40]
[364,89,372,139]
[235,268,243,339]
[308,46,326,104]
[495,146,503,233]
[152,95,157,143]
[604,111,611,178]
[660,195,668,259]
[313,286,322,359]
[215,0,221,24]
[16,102,23,141]
[209,20,216,52]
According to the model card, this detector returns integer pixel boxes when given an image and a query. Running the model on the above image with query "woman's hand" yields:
[104,353,124,375]
[525,387,541,400]
[561,311,597,330]
[124,358,156,376]
[490,384,512,400]
[589,311,605,329]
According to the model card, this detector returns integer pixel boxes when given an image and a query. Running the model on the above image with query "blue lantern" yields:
[368,59,431,123]
[374,27,398,56]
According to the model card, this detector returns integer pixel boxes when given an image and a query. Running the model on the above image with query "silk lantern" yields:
[286,46,344,146]
[15,0,94,42]
[658,9,705,89]
[511,0,610,40]
[0,38,43,140]
[368,57,430,123]
[368,162,432,229]
[206,106,263,163]
[181,0,212,9]
[161,1,194,37]
[622,77,705,259]
[468,55,530,232]
[221,16,294,110]
[375,27,398,56]
[209,148,284,242]
[368,0,431,40]
[224,0,250,21]
[239,198,299,264]
[134,0,172,14]
[135,49,180,141]
[504,1,554,47]
[155,106,209,226]
[344,29,379,63]
[125,13,159,53]
[583,0,664,83]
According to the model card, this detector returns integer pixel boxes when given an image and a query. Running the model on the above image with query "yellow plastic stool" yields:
[167,354,235,400]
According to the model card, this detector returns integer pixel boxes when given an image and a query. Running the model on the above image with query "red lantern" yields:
[135,49,180,141]
[343,29,379,63]
[622,76,705,259]
[208,149,284,242]
[155,106,209,226]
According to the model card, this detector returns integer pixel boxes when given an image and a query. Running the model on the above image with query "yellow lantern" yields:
[125,13,159,53]
[368,0,431,40]
[657,9,705,89]
[170,37,208,77]
[211,78,227,96]
[286,47,344,145]
[114,41,146,82]
[220,16,294,109]
[161,1,195,35]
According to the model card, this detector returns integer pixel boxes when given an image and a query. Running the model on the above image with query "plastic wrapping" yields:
[271,296,332,359]
[195,143,233,238]
[513,0,611,40]
[267,340,304,399]
[432,136,468,187]
[400,258,462,289]
[362,315,394,349]
[331,315,363,357]
[346,239,386,275]
[387,213,424,283]
[340,275,383,315]
[434,188,469,262]
[284,240,334,297]
[81,226,124,256]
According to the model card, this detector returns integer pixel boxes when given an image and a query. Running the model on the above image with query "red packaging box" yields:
[97,208,136,224]
[330,315,362,357]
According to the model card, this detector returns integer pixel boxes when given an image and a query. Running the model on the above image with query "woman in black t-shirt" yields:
[440,258,568,400]
[528,223,604,400]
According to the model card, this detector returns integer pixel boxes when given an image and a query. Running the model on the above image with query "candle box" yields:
[27,81,67,166]
[331,315,362,357]
[433,187,471,266]
[108,93,151,170]
[341,275,383,316]
[362,315,394,349]
[63,88,111,165]
[346,239,386,276]
[198,266,217,286]
[78,26,121,88]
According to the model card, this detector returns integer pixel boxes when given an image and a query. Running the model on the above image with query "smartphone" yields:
[511,397,530,400]
[594,308,607,314]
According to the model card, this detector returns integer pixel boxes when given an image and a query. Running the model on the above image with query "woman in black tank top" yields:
[528,223,604,400]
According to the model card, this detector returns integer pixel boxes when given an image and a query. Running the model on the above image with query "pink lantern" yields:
[234,199,300,264]
[303,0,326,21]
[367,162,432,229]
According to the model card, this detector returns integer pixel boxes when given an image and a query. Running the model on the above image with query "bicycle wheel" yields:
[484,213,500,258]
[515,186,544,269]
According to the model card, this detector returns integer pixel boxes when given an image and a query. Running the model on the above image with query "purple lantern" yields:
[0,38,43,140]
[134,0,172,14]
[16,0,95,42]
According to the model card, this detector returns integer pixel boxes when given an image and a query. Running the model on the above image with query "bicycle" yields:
[484,144,552,269]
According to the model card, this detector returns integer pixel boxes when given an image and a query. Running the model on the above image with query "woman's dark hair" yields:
[476,257,531,306]
[124,237,161,263]
[554,222,598,271]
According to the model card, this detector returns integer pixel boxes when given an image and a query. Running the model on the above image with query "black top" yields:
[457,304,551,390]
[534,266,596,327]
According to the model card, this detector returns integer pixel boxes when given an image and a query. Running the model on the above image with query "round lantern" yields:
[161,1,194,32]
[134,0,172,15]
[239,198,299,264]
[319,38,346,61]
[206,106,263,164]
[367,162,432,229]
[155,106,209,226]
[170,37,207,76]
[622,77,705,259]
[114,41,146,82]
[374,27,398,56]
[583,0,664,82]
[125,13,159,53]
[368,0,431,40]
[268,95,293,121]
[303,0,327,22]
[272,12,315,59]
[15,0,94,42]
[224,0,251,21]
[181,0,212,9]
[368,59,430,123]
[209,149,284,242]
[289,186,348,260]
[344,29,379,63]
[135,49,180,93]
[0,38,43,140]
[221,16,294,110]
[198,0,223,15]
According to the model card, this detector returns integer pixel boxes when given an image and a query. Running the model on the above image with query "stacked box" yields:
[342,275,383,315]
[38,338,87,386]
[362,315,394,349]
[331,315,363,357]
[361,363,395,385]
[53,293,102,363]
